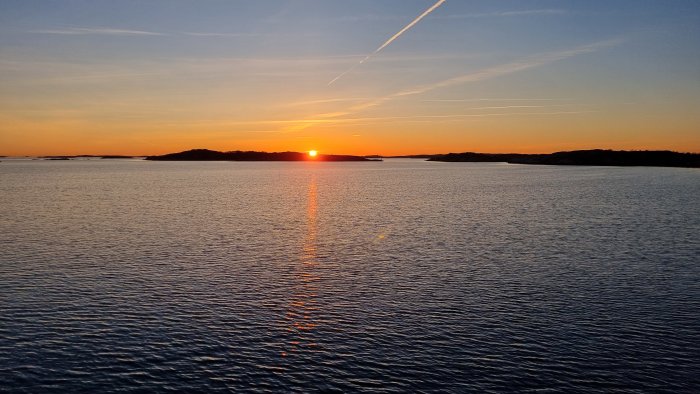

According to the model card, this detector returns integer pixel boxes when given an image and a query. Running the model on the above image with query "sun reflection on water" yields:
[281,174,320,357]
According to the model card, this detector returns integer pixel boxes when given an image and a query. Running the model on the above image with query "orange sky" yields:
[1,1,699,156]
[2,104,698,156]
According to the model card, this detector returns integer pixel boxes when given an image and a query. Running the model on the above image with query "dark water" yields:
[1,159,699,392]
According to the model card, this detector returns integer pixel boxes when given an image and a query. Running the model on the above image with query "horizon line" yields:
[4,147,700,158]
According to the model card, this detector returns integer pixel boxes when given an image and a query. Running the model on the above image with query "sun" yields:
[308,150,318,158]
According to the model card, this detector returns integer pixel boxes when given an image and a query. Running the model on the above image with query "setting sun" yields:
[2,1,699,391]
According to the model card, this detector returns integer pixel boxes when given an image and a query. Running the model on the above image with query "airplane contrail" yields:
[328,0,447,86]
[285,38,621,132]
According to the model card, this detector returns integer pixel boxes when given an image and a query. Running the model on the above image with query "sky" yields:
[1,0,699,156]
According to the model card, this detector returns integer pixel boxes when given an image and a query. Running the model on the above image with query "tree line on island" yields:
[143,148,700,168]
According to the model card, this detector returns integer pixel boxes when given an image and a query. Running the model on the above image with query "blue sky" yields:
[1,0,699,154]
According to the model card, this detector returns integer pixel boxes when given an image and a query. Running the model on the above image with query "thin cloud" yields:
[29,28,263,38]
[331,14,406,23]
[30,27,165,36]
[499,9,566,16]
[423,98,571,102]
[320,111,595,123]
[240,130,286,133]
[472,104,575,110]
[286,97,371,107]
[328,0,447,86]
[167,110,597,129]
[278,38,622,132]
[324,9,563,23]
[41,72,165,84]
[349,38,624,112]
[469,105,551,110]
[348,111,596,123]
[183,32,261,38]
[440,9,566,19]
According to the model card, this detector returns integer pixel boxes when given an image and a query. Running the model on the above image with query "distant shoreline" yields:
[3,149,698,168]
[427,149,700,168]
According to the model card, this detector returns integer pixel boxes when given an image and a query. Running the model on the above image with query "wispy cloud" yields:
[328,0,447,85]
[286,97,371,107]
[330,14,406,23]
[97,39,615,131]
[30,27,165,36]
[39,72,166,84]
[499,9,566,17]
[29,28,264,38]
[329,111,596,124]
[439,9,566,19]
[469,105,552,110]
[341,111,597,123]
[349,38,624,112]
[183,32,260,38]
[328,8,564,23]
[423,98,571,102]
[276,38,622,132]
[428,104,574,110]
[2,53,393,86]
[159,110,597,130]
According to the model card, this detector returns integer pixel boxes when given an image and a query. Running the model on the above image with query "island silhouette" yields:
[146,149,372,161]
[427,149,700,168]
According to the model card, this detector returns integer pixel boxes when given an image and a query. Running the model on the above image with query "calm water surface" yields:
[1,159,699,392]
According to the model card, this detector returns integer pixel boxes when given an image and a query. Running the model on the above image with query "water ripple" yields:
[1,160,699,392]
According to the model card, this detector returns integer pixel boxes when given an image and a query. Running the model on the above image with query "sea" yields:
[1,158,698,392]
